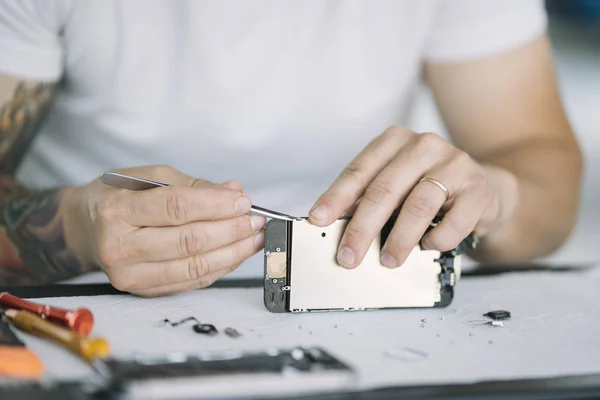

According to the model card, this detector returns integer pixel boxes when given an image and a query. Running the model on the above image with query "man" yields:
[0,0,583,296]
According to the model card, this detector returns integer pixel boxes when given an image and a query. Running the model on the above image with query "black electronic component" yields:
[160,317,198,327]
[484,310,511,320]
[192,323,217,335]
[160,317,218,335]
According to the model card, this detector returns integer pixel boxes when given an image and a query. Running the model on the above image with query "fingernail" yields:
[254,231,265,247]
[235,196,251,214]
[380,251,398,268]
[250,215,266,231]
[337,247,355,267]
[310,205,328,221]
[421,241,432,250]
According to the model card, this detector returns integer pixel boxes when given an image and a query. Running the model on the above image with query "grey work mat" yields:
[14,265,600,392]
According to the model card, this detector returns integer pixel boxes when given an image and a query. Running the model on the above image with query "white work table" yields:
[8,262,600,399]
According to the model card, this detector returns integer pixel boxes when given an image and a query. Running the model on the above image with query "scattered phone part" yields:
[264,215,475,313]
[192,324,217,335]
[224,327,241,338]
[92,347,355,399]
[159,317,199,327]
[158,317,218,335]
[484,310,511,320]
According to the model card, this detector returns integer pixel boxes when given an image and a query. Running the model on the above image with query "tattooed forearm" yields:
[0,188,84,285]
[0,79,88,285]
[0,82,55,173]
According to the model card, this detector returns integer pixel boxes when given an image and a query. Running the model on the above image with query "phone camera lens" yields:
[321,232,326,237]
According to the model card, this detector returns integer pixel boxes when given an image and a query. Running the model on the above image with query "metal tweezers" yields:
[100,171,300,221]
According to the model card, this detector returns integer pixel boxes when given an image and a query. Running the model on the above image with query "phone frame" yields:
[264,215,474,313]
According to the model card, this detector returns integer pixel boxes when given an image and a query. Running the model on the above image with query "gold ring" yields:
[419,177,450,201]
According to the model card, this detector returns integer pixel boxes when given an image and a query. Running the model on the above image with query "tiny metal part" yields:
[224,327,241,338]
[469,332,474,336]
[419,323,425,328]
[193,324,218,335]
[334,324,338,328]
[421,319,427,323]
[484,310,511,320]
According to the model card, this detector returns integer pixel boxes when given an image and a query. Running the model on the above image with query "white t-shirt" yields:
[0,0,547,277]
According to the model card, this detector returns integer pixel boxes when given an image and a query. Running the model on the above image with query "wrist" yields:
[59,184,98,268]
[478,164,520,236]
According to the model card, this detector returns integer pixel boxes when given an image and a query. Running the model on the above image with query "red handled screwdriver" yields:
[0,292,94,336]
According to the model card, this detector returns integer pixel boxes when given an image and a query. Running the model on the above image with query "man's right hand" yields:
[63,166,266,297]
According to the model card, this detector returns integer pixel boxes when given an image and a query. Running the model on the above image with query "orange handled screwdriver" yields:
[4,309,110,362]
[0,292,94,336]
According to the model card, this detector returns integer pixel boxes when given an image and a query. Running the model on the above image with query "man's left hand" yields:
[308,126,518,268]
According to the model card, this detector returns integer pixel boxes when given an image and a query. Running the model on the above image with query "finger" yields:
[124,214,266,263]
[108,230,265,292]
[308,127,414,226]
[421,186,490,252]
[115,186,252,227]
[335,134,447,268]
[379,174,453,267]
[220,180,244,191]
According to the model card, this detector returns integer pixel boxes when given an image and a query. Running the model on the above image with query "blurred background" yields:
[408,0,600,266]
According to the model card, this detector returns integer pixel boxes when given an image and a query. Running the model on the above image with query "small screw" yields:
[420,323,425,328]
[421,318,427,323]
[469,332,474,336]
[489,340,493,345]
[224,327,241,338]
[276,247,281,252]
[272,279,277,283]
[334,324,338,329]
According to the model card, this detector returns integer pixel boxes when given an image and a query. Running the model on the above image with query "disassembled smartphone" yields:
[264,215,475,313]
[91,347,355,399]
